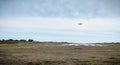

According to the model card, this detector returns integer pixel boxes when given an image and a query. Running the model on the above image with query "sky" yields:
[0,0,120,43]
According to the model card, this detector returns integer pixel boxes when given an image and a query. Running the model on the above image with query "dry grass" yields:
[0,42,120,65]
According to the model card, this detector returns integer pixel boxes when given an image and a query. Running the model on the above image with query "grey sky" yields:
[0,0,120,42]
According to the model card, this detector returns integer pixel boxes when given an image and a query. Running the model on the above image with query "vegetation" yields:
[0,39,120,65]
[0,39,120,44]
[0,39,33,43]
[28,39,34,42]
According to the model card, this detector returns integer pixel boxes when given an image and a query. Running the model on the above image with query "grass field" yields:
[0,42,120,65]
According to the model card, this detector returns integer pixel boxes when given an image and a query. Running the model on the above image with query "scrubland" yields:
[0,42,120,65]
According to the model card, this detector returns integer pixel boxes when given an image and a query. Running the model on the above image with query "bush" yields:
[20,39,27,42]
[28,39,34,42]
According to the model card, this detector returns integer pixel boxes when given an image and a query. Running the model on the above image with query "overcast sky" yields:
[0,0,120,43]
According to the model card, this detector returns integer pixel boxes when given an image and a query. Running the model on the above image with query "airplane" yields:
[78,23,83,25]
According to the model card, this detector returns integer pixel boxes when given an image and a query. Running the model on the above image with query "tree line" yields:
[0,39,34,44]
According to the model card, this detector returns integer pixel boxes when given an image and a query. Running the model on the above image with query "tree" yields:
[8,39,13,41]
[28,39,34,42]
[2,39,5,42]
[20,39,27,42]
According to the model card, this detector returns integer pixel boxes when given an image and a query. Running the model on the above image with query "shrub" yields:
[28,39,34,42]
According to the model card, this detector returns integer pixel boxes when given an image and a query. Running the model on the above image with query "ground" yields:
[0,42,120,65]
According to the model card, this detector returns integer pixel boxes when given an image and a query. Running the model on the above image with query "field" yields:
[0,42,120,65]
